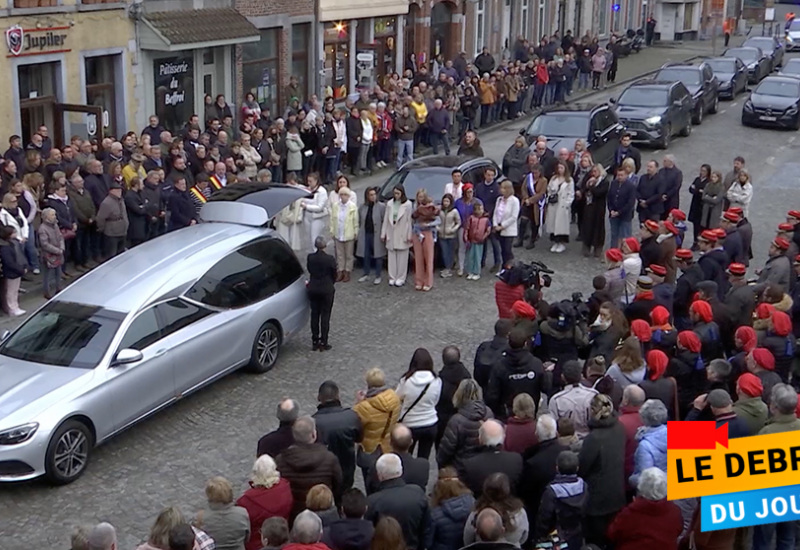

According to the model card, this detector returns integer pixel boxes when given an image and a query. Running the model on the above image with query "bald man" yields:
[365,424,429,494]
[257,398,299,458]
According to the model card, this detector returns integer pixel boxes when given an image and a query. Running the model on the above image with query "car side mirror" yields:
[519,127,526,136]
[609,97,617,104]
[112,348,144,367]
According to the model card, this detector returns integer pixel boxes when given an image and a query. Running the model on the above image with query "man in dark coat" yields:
[636,160,664,223]
[486,329,546,419]
[459,509,519,550]
[474,320,512,394]
[638,219,662,271]
[322,488,374,550]
[658,155,683,220]
[436,346,471,444]
[83,159,110,209]
[166,177,197,231]
[725,263,756,330]
[366,453,431,550]
[697,281,736,357]
[307,236,337,351]
[276,416,344,521]
[697,230,730,299]
[257,398,298,458]
[474,47,496,75]
[3,135,25,172]
[685,389,752,437]
[366,424,430,495]
[461,420,523,497]
[611,133,642,174]
[674,249,705,329]
[720,210,745,265]
[313,381,364,491]
[520,415,567,532]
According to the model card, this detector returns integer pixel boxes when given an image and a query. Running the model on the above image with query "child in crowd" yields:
[464,202,491,280]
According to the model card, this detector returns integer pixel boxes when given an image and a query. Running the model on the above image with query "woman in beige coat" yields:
[380,184,413,287]
[239,133,262,179]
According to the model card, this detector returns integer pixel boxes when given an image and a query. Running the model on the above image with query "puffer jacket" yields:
[428,494,475,550]
[437,400,493,474]
[629,424,667,487]
[353,387,401,453]
[439,208,461,239]
[396,371,443,428]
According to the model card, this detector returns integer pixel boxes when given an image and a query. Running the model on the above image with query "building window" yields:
[538,0,546,41]
[626,0,636,31]
[684,3,695,29]
[15,0,60,6]
[291,23,310,102]
[153,55,193,135]
[598,0,608,35]
[521,0,530,38]
[85,55,118,138]
[374,17,397,83]
[242,29,280,114]
[475,0,485,57]
[18,61,59,147]
[324,23,350,100]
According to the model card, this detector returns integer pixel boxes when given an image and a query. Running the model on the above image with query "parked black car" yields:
[742,75,800,130]
[378,155,506,202]
[653,62,720,124]
[742,35,784,70]
[724,46,771,84]
[612,80,694,149]
[705,57,748,99]
[521,103,624,169]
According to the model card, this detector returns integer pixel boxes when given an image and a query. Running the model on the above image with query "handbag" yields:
[547,193,559,204]
[60,228,76,240]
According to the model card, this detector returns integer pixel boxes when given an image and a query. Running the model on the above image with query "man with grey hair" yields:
[462,420,522,497]
[548,360,597,438]
[256,168,273,184]
[87,522,116,550]
[276,416,343,519]
[687,388,751,438]
[460,508,517,549]
[366,453,431,550]
[759,383,800,434]
[520,415,567,526]
[427,98,451,155]
[257,398,299,458]
[619,385,645,480]
[289,510,324,546]
[307,233,337,351]
[659,154,682,219]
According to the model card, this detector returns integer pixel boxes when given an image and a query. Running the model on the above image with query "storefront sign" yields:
[6,24,70,57]
[153,56,194,134]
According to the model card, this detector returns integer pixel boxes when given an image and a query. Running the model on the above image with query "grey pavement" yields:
[0,39,796,550]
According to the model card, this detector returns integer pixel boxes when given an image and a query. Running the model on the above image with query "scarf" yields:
[635,290,654,301]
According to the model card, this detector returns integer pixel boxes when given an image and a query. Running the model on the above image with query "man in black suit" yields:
[307,235,337,351]
[366,424,429,494]
[611,133,642,174]
[461,420,523,497]
[257,397,298,458]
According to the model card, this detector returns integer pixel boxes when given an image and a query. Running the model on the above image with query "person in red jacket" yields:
[607,467,683,550]
[236,455,294,550]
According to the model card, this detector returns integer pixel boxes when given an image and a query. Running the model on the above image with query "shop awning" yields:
[140,8,261,51]
[319,0,408,22]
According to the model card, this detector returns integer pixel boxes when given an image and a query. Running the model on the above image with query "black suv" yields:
[612,80,694,149]
[521,103,623,169]
[653,62,720,125]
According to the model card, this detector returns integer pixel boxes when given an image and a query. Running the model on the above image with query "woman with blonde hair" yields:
[503,393,539,453]
[305,483,340,526]
[370,516,405,550]
[236,455,293,550]
[545,160,574,253]
[136,507,185,550]
[437,378,493,474]
[429,467,475,550]
[580,162,609,257]
[22,172,44,204]
[606,335,647,389]
[353,367,401,480]
[196,476,250,550]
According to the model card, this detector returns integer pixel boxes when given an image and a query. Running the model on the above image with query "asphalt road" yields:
[1,44,798,550]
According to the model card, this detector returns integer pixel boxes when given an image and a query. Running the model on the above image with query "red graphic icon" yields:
[667,421,729,450]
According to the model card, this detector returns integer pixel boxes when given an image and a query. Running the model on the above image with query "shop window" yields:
[85,55,118,139]
[324,23,350,100]
[291,23,310,103]
[243,29,280,114]
[18,62,59,147]
[153,55,194,135]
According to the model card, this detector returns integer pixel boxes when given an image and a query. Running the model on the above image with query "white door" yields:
[503,0,513,51]
[660,5,677,41]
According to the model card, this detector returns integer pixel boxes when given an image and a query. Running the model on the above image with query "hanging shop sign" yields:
[6,24,70,57]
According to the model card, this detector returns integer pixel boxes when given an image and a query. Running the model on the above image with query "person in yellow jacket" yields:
[353,367,401,478]
[122,152,147,189]
[329,186,359,282]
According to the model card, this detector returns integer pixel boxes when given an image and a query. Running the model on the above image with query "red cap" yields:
[756,302,776,320]
[511,300,537,320]
[663,220,679,235]
[643,219,660,233]
[691,300,713,323]
[727,263,747,277]
[646,349,669,380]
[773,237,791,250]
[772,310,793,337]
[736,326,758,353]
[722,210,741,223]
[647,264,667,276]
[698,230,718,243]
[737,373,763,397]
[712,228,727,240]
[674,248,694,260]
[752,348,775,371]
[669,208,686,221]
[650,305,670,326]
[463,183,474,191]
[631,319,652,343]
[778,223,795,233]
[623,237,640,253]
[787,210,800,221]
[678,330,702,353]
[729,206,744,217]
[605,248,623,263]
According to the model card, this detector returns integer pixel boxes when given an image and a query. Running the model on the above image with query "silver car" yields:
[0,184,310,484]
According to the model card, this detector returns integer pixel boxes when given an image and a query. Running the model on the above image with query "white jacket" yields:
[493,195,520,237]
[621,253,642,304]
[726,181,753,219]
[239,145,262,179]
[395,371,442,428]
[0,207,29,241]
[302,187,329,220]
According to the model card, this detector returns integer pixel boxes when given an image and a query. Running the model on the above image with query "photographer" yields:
[494,261,553,319]
[536,300,590,393]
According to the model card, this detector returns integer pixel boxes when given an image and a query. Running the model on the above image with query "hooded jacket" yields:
[428,494,475,550]
[437,400,493,473]
[236,478,293,550]
[733,396,768,435]
[486,348,546,419]
[322,518,374,550]
[473,336,510,393]
[396,371,443,428]
[457,137,485,158]
[534,474,588,544]
[630,424,667,487]
[275,443,344,520]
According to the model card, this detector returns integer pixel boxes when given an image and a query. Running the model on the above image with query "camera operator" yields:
[535,300,589,393]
